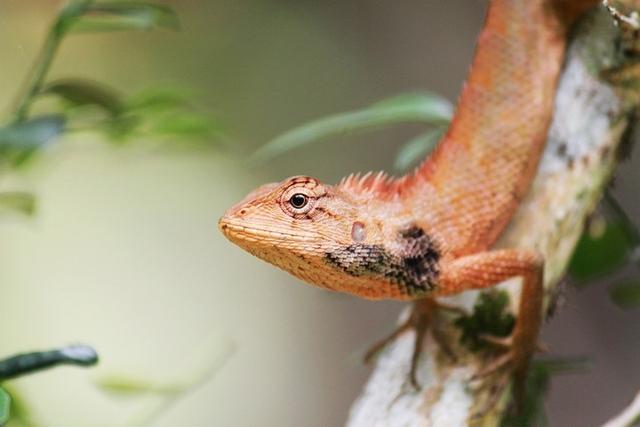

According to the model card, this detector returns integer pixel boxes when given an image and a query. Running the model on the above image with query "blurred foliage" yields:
[0,0,218,221]
[393,127,445,172]
[93,337,234,427]
[2,387,32,427]
[610,279,640,308]
[5,0,217,173]
[96,374,185,396]
[251,92,452,165]
[500,358,589,427]
[568,192,640,309]
[0,193,36,216]
[454,290,515,352]
[0,346,98,426]
[0,387,10,425]
[67,2,179,33]
[55,83,222,143]
[569,219,632,281]
[0,0,219,425]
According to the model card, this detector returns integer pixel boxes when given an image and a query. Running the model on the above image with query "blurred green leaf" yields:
[150,112,221,138]
[71,2,179,33]
[454,290,515,352]
[610,279,640,309]
[500,358,589,427]
[569,221,632,282]
[0,388,10,424]
[103,115,140,141]
[42,79,123,116]
[0,115,65,150]
[252,92,453,164]
[0,192,36,216]
[393,127,445,172]
[369,92,449,112]
[1,386,31,427]
[125,87,191,113]
[53,0,96,36]
[96,374,183,397]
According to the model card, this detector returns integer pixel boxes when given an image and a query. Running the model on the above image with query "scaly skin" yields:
[219,0,597,407]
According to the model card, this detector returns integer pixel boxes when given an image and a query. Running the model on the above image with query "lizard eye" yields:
[280,186,316,217]
[289,193,308,209]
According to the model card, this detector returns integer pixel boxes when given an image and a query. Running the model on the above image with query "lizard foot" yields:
[471,332,543,415]
[364,298,465,390]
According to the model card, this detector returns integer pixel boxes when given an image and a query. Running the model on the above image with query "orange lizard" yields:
[219,0,597,408]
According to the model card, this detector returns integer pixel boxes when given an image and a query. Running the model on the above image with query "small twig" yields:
[602,390,640,427]
[603,0,640,29]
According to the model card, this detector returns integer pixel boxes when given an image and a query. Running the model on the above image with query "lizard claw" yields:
[363,319,412,365]
[479,333,548,353]
[471,330,538,416]
[364,298,464,390]
[469,345,519,419]
[472,350,514,380]
[479,334,513,349]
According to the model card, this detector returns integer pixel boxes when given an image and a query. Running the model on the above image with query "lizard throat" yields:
[324,226,441,298]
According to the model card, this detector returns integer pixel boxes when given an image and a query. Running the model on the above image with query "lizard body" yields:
[220,0,597,405]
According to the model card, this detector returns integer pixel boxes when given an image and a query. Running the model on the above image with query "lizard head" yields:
[219,175,440,300]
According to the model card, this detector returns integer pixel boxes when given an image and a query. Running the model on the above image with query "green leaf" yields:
[150,112,221,138]
[0,388,10,425]
[96,374,183,396]
[369,92,449,112]
[0,115,65,150]
[252,92,453,164]
[125,87,191,113]
[454,290,515,352]
[609,279,640,309]
[0,192,36,216]
[500,358,589,427]
[393,127,445,172]
[71,2,179,33]
[42,79,123,116]
[569,220,632,282]
[53,1,96,36]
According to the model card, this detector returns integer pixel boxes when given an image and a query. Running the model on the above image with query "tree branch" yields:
[347,5,640,427]
[603,391,640,427]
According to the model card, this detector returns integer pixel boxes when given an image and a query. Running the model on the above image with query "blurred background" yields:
[0,1,638,426]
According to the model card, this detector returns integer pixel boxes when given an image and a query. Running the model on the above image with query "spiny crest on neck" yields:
[337,165,430,198]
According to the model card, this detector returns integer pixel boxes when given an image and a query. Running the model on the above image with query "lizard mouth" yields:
[218,217,317,244]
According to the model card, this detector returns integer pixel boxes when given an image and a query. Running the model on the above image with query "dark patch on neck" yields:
[400,225,424,239]
[324,224,440,297]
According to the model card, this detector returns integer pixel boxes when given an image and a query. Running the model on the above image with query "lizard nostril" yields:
[239,209,247,215]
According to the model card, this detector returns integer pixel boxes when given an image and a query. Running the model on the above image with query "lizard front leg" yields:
[437,249,544,410]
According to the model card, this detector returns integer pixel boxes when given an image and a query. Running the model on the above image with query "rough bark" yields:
[347,4,640,427]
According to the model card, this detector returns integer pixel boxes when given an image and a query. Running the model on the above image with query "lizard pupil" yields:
[290,193,308,209]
